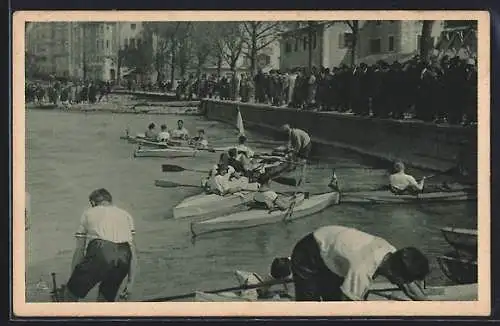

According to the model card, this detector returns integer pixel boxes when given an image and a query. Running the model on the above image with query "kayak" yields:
[437,253,477,284]
[441,227,477,257]
[195,282,477,302]
[194,270,477,302]
[173,185,260,220]
[190,192,340,237]
[133,147,197,158]
[340,190,476,204]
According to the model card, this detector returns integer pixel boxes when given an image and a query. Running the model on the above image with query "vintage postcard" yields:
[13,10,490,317]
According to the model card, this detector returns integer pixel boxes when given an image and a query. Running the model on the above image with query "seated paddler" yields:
[253,174,304,211]
[388,161,426,195]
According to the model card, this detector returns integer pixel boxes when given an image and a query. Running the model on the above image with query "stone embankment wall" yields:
[201,99,478,174]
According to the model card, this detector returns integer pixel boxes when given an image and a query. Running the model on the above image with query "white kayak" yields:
[174,186,260,220]
[190,192,340,236]
[133,147,198,158]
[340,190,475,204]
[195,282,477,302]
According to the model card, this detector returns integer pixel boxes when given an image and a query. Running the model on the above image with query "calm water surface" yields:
[25,109,477,302]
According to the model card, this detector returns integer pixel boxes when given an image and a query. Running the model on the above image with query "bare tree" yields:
[215,22,245,99]
[420,20,435,62]
[241,21,283,74]
[191,22,217,76]
[344,20,359,67]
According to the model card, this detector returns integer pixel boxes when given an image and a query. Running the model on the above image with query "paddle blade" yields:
[162,164,185,172]
[154,180,181,188]
[272,176,298,187]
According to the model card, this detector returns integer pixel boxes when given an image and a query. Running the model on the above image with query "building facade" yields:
[26,22,120,81]
[279,20,446,70]
[356,20,445,65]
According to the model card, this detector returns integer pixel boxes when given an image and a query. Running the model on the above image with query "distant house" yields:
[356,20,445,65]
[279,22,355,70]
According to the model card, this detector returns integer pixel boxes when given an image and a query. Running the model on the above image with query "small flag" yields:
[236,107,245,136]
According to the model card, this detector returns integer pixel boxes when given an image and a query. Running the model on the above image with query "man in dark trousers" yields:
[286,225,430,301]
[62,188,137,302]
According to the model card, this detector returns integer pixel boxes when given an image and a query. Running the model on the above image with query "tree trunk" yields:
[308,23,314,70]
[169,43,176,89]
[230,66,237,100]
[420,20,435,62]
[350,21,359,67]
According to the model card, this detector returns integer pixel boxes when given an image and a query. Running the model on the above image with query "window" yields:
[294,39,299,51]
[312,32,317,49]
[285,41,291,53]
[303,36,307,50]
[96,40,100,49]
[130,38,136,48]
[369,38,381,54]
[106,40,110,49]
[388,36,395,51]
[137,39,142,48]
[131,23,136,30]
[339,32,353,49]
[100,25,104,33]
[125,38,129,47]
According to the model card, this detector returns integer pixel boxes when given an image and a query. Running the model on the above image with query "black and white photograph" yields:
[14,11,489,317]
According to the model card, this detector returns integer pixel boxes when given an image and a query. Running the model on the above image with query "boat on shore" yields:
[190,191,340,237]
[440,227,477,258]
[340,189,476,204]
[193,270,477,302]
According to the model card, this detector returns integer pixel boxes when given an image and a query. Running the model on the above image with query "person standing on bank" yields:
[287,225,429,301]
[281,124,312,186]
[62,188,137,302]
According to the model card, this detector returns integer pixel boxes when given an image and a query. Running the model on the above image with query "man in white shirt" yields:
[62,188,137,302]
[156,124,170,142]
[287,225,429,301]
[235,135,254,160]
[389,161,425,195]
[170,119,190,140]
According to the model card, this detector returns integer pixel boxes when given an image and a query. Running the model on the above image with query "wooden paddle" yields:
[154,180,204,188]
[162,164,208,173]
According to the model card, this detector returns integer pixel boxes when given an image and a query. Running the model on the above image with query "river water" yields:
[25,109,477,302]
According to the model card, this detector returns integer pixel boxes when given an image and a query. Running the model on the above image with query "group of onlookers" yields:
[26,80,113,105]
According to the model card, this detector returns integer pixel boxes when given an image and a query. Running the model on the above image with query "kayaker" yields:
[281,124,312,160]
[235,135,254,159]
[253,174,304,211]
[389,161,426,195]
[286,225,430,301]
[156,124,170,142]
[189,129,209,149]
[228,147,248,174]
[61,188,137,302]
[170,119,190,140]
[145,123,158,139]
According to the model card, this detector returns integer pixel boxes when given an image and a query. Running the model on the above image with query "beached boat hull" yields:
[340,190,476,204]
[194,270,477,301]
[173,187,259,220]
[190,192,339,236]
[441,227,477,257]
[133,147,198,158]
[437,254,478,284]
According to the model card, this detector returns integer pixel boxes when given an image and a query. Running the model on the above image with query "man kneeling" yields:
[281,225,429,301]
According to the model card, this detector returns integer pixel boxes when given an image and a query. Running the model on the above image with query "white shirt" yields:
[254,190,278,208]
[235,144,254,159]
[157,131,170,142]
[208,166,236,194]
[389,172,421,191]
[171,127,190,139]
[313,226,396,300]
[75,205,135,244]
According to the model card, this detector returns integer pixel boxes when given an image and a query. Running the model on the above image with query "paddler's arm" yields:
[408,175,425,191]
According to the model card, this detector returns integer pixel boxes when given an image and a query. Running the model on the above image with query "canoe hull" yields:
[441,227,477,258]
[173,191,257,220]
[190,192,339,236]
[341,190,476,204]
[194,283,478,302]
[437,253,478,284]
